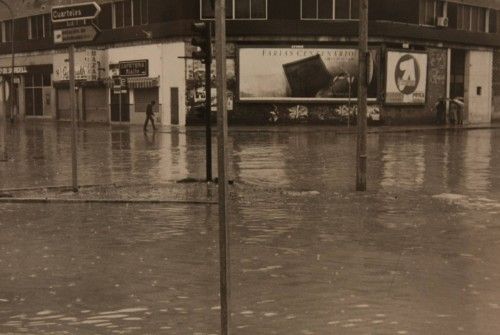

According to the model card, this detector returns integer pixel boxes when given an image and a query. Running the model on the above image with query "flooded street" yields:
[1,124,500,334]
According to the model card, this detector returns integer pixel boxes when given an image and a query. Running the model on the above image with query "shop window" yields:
[419,0,436,25]
[301,0,357,20]
[201,0,267,20]
[24,73,50,116]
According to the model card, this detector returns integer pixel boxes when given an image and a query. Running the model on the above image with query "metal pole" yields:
[69,44,78,192]
[356,0,368,191]
[347,78,351,128]
[9,3,14,123]
[215,0,230,333]
[205,22,213,182]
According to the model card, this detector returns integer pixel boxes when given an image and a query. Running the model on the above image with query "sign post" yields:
[52,2,101,192]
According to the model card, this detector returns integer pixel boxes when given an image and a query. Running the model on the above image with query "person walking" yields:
[143,100,156,132]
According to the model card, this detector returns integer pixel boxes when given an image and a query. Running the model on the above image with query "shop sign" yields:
[385,50,428,105]
[119,60,149,77]
[0,66,28,75]
[238,47,378,101]
[54,49,103,81]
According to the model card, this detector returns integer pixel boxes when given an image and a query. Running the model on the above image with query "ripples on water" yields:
[0,125,500,334]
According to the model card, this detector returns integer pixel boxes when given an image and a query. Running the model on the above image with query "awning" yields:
[443,0,500,10]
[126,77,160,89]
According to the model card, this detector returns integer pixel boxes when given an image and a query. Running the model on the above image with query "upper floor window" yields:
[457,4,488,32]
[301,0,358,20]
[113,0,149,28]
[201,0,267,20]
[2,20,12,43]
[419,0,436,25]
[28,14,52,40]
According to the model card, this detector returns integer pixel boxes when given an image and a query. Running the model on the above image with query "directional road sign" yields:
[53,25,100,44]
[51,2,101,23]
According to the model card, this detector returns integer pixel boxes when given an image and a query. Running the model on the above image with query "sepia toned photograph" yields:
[0,0,500,334]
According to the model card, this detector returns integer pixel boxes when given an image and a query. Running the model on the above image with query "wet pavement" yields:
[1,123,500,334]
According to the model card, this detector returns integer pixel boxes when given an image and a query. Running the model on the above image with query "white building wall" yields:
[107,41,186,126]
[161,41,187,126]
[465,50,493,124]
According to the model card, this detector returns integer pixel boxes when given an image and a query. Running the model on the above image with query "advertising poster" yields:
[54,49,103,82]
[238,47,378,101]
[385,51,427,104]
[186,59,235,113]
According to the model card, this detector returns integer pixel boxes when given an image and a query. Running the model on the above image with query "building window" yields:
[113,0,147,28]
[419,0,436,25]
[132,0,149,25]
[301,0,357,20]
[457,5,487,32]
[489,9,497,33]
[3,20,12,43]
[28,15,51,40]
[201,0,267,20]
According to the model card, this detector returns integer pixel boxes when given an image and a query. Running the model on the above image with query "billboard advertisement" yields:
[238,47,378,101]
[385,51,427,105]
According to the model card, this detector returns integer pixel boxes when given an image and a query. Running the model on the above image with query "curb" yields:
[0,198,217,205]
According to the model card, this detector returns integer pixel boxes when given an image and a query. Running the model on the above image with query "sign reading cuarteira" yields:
[119,60,149,77]
[51,2,101,23]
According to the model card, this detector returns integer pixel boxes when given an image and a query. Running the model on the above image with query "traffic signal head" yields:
[191,22,211,61]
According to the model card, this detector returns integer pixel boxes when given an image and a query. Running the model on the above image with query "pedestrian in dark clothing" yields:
[434,98,446,125]
[143,100,156,132]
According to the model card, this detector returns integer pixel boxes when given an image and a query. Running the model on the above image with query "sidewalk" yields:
[153,122,500,135]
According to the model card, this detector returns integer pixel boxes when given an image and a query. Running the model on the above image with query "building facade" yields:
[0,0,499,126]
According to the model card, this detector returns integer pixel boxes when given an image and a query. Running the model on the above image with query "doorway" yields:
[110,91,130,123]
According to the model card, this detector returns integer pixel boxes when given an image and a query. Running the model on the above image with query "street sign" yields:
[51,2,101,23]
[54,25,100,44]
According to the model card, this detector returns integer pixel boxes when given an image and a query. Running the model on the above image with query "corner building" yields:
[0,0,499,126]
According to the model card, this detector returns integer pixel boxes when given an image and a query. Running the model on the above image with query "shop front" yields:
[0,65,53,120]
[53,49,107,122]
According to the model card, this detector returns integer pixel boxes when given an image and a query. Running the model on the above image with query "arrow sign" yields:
[51,2,101,23]
[54,25,100,44]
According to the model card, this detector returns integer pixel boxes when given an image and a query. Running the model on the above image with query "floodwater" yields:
[1,123,500,334]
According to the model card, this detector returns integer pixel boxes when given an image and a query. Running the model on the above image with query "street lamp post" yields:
[0,0,14,161]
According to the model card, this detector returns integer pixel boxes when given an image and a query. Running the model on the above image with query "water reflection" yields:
[0,124,500,334]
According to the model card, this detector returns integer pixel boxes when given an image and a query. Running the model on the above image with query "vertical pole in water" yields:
[356,0,368,192]
[215,0,230,333]
[69,44,78,192]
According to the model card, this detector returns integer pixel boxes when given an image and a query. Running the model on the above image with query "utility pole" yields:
[356,0,368,191]
[215,0,230,333]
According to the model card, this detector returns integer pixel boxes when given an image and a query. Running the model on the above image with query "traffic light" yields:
[191,22,212,63]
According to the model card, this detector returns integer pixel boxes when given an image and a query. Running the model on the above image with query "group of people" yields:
[434,97,465,125]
